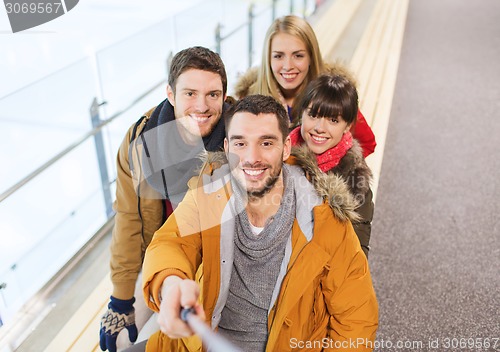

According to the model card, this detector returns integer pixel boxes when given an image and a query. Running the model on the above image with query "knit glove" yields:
[99,296,138,352]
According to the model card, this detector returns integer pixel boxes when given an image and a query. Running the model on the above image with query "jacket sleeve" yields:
[352,188,374,258]
[352,111,377,158]
[109,125,146,300]
[142,184,203,312]
[323,221,378,351]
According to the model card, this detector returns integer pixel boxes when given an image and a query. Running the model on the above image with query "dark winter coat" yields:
[290,140,374,257]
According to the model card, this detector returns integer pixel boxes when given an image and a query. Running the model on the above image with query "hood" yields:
[198,151,360,223]
[233,66,259,99]
[323,61,359,88]
[196,149,230,175]
[289,145,361,223]
[328,139,372,197]
[290,140,372,198]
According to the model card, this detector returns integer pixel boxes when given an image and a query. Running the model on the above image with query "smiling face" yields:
[300,109,351,155]
[224,111,291,199]
[167,68,224,144]
[270,32,311,101]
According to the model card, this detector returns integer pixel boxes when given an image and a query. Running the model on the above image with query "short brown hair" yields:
[296,74,358,126]
[225,95,289,141]
[168,46,227,95]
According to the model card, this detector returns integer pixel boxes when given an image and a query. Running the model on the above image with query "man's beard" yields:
[235,159,283,200]
[246,168,281,199]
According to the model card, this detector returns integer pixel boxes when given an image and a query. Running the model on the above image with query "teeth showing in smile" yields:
[191,116,209,122]
[312,135,327,142]
[244,169,264,176]
[282,73,297,79]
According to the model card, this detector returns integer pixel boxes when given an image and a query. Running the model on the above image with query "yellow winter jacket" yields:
[142,153,378,351]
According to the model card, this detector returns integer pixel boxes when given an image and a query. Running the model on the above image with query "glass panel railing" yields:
[0,0,319,330]
[0,138,107,322]
[219,19,251,90]
[0,58,98,194]
[95,23,173,118]
[249,4,273,67]
[169,0,224,52]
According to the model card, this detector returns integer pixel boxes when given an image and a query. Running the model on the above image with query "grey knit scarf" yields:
[217,165,296,352]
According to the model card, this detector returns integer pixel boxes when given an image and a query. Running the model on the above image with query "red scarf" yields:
[289,126,353,172]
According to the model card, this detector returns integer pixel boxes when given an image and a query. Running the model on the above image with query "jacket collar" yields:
[199,151,360,223]
[205,161,325,330]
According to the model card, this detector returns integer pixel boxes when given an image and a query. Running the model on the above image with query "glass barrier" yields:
[0,0,319,328]
[0,58,98,194]
[95,22,174,118]
[169,0,224,51]
[0,138,107,322]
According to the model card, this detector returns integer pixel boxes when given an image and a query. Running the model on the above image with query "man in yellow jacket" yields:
[142,94,378,351]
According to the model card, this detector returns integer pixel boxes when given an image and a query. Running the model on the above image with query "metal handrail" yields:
[219,21,249,42]
[0,0,327,333]
[218,1,276,42]
[0,78,165,204]
[0,0,319,205]
[214,0,314,65]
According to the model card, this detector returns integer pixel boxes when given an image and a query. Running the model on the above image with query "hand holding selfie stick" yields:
[180,307,243,352]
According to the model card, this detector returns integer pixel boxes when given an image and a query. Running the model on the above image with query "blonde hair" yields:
[253,15,325,104]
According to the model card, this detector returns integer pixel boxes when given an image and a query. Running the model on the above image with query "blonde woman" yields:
[235,15,377,157]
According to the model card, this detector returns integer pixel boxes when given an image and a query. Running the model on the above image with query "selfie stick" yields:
[180,308,243,352]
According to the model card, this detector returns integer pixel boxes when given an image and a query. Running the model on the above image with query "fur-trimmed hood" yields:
[290,139,372,200]
[198,150,360,223]
[233,66,259,99]
[233,61,358,99]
